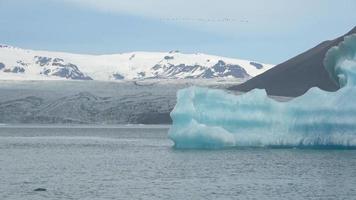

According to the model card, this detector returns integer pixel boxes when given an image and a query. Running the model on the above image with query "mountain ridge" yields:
[0,44,273,81]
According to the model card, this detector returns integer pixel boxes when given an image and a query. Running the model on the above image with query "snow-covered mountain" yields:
[0,44,274,81]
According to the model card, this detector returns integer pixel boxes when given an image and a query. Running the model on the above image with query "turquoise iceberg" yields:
[169,34,356,149]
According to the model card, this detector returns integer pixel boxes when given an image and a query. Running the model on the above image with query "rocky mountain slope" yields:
[0,45,273,81]
[229,26,356,97]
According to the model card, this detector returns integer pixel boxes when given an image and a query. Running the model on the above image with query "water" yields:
[1,125,356,200]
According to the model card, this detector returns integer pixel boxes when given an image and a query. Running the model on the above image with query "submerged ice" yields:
[169,34,356,149]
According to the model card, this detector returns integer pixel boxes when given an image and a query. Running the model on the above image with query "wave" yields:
[168,34,356,149]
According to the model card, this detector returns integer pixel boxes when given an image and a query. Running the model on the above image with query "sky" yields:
[0,0,355,64]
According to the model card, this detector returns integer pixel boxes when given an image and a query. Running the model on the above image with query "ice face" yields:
[168,34,356,149]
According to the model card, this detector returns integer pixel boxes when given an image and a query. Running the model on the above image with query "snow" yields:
[168,34,356,149]
[0,44,274,81]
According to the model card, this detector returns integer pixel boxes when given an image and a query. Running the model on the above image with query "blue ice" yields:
[169,34,356,149]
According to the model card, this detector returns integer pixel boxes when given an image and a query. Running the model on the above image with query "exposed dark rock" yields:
[152,64,161,71]
[41,69,51,75]
[34,56,52,66]
[113,73,125,80]
[164,56,174,60]
[34,56,92,80]
[212,60,228,73]
[250,62,264,69]
[129,54,135,60]
[53,58,64,63]
[150,61,250,79]
[51,65,92,80]
[164,64,202,78]
[17,60,29,67]
[12,66,25,73]
[169,50,180,54]
[0,63,5,70]
[2,65,26,74]
[200,60,250,78]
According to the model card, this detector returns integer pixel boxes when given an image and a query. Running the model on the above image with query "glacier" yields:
[168,34,356,149]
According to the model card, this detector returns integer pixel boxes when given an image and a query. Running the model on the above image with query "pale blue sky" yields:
[0,0,355,63]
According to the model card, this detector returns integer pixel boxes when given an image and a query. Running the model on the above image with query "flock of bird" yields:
[159,18,249,23]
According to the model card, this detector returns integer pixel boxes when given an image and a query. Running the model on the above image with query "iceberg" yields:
[168,34,356,149]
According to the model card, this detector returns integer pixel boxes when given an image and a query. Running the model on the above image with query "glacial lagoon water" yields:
[1,125,356,200]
